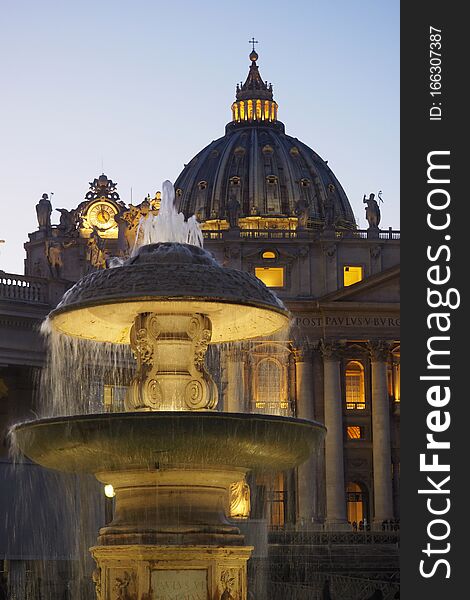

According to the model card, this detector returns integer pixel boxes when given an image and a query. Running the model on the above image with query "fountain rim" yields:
[47,296,291,343]
[12,410,326,434]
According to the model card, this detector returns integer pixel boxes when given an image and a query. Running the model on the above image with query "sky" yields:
[0,0,399,274]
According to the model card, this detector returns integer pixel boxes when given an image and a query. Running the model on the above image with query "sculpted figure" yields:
[294,196,309,228]
[57,207,79,236]
[363,193,381,228]
[86,228,107,270]
[226,197,241,228]
[35,193,52,230]
[45,241,63,278]
[323,184,336,228]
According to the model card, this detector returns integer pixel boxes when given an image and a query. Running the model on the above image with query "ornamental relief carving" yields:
[368,339,391,362]
[320,339,345,361]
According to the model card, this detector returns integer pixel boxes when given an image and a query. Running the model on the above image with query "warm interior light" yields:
[262,250,276,259]
[255,267,284,287]
[347,426,362,439]
[343,265,363,287]
[345,361,366,410]
[104,484,115,498]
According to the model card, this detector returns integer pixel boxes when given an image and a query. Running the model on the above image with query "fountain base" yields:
[95,468,246,547]
[91,544,253,600]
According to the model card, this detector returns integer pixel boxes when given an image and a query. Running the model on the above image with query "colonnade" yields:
[222,338,398,530]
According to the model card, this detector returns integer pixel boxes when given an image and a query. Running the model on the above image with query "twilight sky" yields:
[0,0,399,274]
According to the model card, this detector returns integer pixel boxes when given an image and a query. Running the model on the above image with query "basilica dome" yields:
[174,50,356,230]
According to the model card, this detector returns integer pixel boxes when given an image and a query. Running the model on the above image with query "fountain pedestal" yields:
[91,545,253,600]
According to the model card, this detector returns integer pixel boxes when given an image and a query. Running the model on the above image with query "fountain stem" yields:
[126,312,218,411]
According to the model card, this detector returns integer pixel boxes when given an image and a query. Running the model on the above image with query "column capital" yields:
[368,340,391,362]
[292,342,315,363]
[320,339,345,361]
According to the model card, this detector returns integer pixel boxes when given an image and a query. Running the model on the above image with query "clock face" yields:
[87,200,118,230]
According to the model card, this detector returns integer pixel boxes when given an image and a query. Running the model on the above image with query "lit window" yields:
[233,103,239,121]
[255,358,288,413]
[343,265,363,287]
[391,349,400,403]
[264,101,270,120]
[345,361,366,410]
[240,101,245,120]
[347,426,363,439]
[255,267,284,288]
[247,100,253,120]
[262,250,276,260]
[346,482,365,524]
[256,99,262,120]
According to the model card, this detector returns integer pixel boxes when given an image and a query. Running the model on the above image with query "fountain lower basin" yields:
[13,411,322,473]
[13,412,325,547]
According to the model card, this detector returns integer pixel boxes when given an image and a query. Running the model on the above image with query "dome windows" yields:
[290,147,300,156]
[300,178,311,187]
[231,99,278,123]
[262,144,274,155]
[229,176,241,186]
[175,188,183,198]
[198,181,208,191]
[266,175,278,185]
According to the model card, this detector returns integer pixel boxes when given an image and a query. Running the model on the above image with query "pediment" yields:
[319,264,400,304]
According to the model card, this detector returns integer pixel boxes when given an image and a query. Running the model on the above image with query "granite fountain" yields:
[11,181,325,600]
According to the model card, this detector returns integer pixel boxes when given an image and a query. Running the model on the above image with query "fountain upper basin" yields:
[12,412,325,474]
[49,243,289,343]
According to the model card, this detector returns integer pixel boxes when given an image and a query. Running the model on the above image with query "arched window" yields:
[239,101,245,120]
[255,358,288,414]
[345,360,366,410]
[346,482,367,525]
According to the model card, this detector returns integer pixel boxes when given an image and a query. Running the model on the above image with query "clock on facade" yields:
[86,200,118,230]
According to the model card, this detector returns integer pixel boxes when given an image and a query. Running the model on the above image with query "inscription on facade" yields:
[295,315,400,328]
[151,570,208,600]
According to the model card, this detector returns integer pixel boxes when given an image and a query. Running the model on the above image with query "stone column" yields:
[294,345,316,527]
[369,340,394,528]
[225,345,246,413]
[321,341,349,530]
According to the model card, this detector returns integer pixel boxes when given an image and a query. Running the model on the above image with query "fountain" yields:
[11,182,325,600]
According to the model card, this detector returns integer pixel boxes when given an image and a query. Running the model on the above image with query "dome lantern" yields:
[231,43,278,124]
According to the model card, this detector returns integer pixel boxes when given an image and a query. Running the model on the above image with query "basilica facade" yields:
[0,49,400,580]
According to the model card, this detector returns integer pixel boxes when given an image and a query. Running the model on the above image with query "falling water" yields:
[5,180,316,599]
